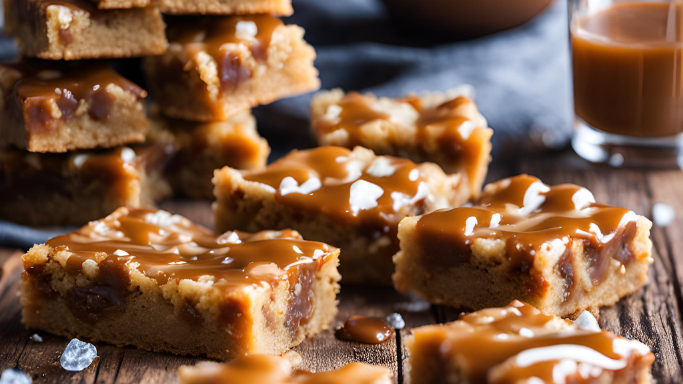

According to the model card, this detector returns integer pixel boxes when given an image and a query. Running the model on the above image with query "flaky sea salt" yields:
[385,313,405,330]
[60,339,97,372]
[0,369,31,384]
[653,203,675,227]
[29,334,42,343]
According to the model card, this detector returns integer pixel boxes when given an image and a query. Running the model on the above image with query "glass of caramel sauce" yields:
[570,0,683,168]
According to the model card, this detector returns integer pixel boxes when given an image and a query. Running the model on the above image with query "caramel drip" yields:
[243,146,426,227]
[416,175,639,293]
[168,15,283,92]
[179,356,390,384]
[413,301,653,383]
[47,208,334,292]
[335,316,394,344]
[13,65,146,132]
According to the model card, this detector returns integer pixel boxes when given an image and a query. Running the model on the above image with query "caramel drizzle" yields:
[335,316,394,344]
[12,65,146,131]
[46,208,334,292]
[419,301,652,383]
[416,175,639,290]
[168,15,283,92]
[315,92,490,183]
[243,146,427,227]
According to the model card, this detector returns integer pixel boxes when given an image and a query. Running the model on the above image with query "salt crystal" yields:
[60,339,97,372]
[385,313,405,330]
[575,311,601,332]
[0,369,32,384]
[29,334,42,342]
[653,203,675,227]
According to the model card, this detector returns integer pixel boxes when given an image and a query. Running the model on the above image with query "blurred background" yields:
[0,0,571,161]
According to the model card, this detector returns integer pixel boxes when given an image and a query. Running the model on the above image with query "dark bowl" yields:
[381,0,554,37]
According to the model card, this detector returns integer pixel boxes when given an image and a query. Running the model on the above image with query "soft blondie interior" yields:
[20,208,340,360]
[4,0,167,60]
[214,146,470,285]
[143,15,319,122]
[311,88,493,196]
[406,301,654,384]
[393,174,653,318]
[178,355,392,384]
[147,109,270,199]
[158,0,293,16]
[0,147,170,226]
[0,63,148,153]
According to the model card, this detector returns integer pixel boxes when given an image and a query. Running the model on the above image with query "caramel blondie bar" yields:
[147,109,270,199]
[406,301,654,384]
[91,0,150,9]
[393,175,653,318]
[179,355,391,384]
[158,0,293,16]
[143,15,319,122]
[20,208,340,359]
[213,146,470,285]
[4,0,167,60]
[0,146,170,226]
[0,63,148,153]
[311,88,493,195]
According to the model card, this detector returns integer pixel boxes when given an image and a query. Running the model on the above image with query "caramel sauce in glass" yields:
[572,2,683,137]
[39,208,334,327]
[416,175,639,297]
[412,301,653,383]
[335,316,394,344]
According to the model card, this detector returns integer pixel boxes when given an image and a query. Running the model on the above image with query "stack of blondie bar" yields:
[0,0,319,225]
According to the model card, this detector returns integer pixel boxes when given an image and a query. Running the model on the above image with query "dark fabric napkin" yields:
[0,0,571,249]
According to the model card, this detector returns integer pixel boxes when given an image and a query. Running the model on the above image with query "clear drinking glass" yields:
[569,0,683,168]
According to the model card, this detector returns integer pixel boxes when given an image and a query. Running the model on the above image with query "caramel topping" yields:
[416,175,639,292]
[178,356,390,384]
[46,208,334,292]
[314,92,491,188]
[243,146,429,227]
[167,15,283,91]
[412,301,653,383]
[11,65,146,132]
[335,316,394,344]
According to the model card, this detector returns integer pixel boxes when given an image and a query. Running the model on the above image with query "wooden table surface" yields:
[1,149,682,383]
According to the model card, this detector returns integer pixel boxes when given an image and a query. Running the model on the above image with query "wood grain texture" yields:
[1,150,682,383]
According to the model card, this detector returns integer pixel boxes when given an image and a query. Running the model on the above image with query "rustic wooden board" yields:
[1,149,682,383]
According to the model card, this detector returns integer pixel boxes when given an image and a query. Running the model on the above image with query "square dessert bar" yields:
[406,301,654,384]
[0,63,148,153]
[143,15,319,122]
[3,0,167,60]
[213,146,471,285]
[311,88,493,196]
[158,0,293,16]
[20,208,340,360]
[393,174,653,318]
[147,109,270,199]
[179,355,391,384]
[0,146,171,226]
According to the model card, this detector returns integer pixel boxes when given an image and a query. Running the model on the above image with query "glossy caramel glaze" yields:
[167,15,283,92]
[409,301,654,383]
[7,64,146,132]
[335,315,394,344]
[416,175,640,298]
[314,92,490,187]
[35,208,335,326]
[572,2,683,137]
[243,146,429,227]
[178,355,391,384]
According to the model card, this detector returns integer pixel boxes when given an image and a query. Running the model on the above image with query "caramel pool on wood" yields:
[335,316,394,344]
